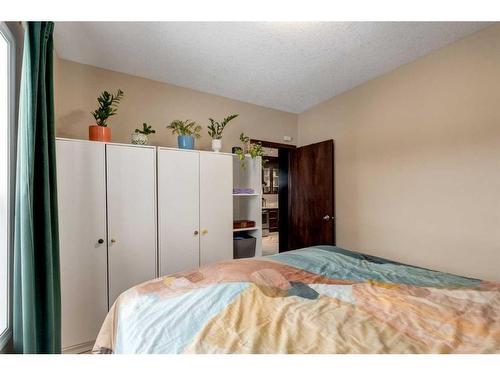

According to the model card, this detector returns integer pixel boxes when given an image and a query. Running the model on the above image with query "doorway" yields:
[251,139,335,254]
[250,139,295,254]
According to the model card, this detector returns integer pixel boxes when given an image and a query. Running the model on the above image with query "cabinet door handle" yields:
[323,215,330,221]
[194,230,199,235]
[97,238,104,244]
[201,229,208,235]
[110,238,117,244]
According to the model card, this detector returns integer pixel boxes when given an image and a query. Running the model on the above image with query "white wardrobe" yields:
[56,138,157,353]
[56,139,238,353]
[157,148,233,275]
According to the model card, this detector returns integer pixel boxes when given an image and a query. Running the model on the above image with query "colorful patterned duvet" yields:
[93,246,500,354]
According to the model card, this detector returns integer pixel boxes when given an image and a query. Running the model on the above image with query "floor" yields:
[262,232,279,256]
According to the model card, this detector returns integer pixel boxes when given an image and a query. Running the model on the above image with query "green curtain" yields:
[13,21,61,354]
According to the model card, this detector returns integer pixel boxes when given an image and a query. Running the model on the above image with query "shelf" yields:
[233,226,260,232]
[233,193,260,196]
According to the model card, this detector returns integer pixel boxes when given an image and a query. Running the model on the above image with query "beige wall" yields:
[298,25,500,281]
[55,58,297,151]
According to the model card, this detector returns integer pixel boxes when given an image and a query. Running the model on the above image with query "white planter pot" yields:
[212,139,222,152]
[131,133,149,145]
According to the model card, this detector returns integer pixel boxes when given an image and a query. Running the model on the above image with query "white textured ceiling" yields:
[54,22,492,113]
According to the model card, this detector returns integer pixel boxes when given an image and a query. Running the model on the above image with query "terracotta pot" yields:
[89,125,111,142]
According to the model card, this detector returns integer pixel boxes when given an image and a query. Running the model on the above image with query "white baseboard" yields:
[62,341,95,354]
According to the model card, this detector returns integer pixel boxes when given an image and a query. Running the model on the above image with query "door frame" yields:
[251,139,296,252]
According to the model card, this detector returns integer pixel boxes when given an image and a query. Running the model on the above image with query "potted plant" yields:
[234,133,265,169]
[166,119,202,149]
[132,123,156,145]
[89,89,124,142]
[207,114,239,152]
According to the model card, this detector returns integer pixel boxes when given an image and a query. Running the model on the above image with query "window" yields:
[0,22,15,350]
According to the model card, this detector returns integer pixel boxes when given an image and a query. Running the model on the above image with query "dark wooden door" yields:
[288,140,334,250]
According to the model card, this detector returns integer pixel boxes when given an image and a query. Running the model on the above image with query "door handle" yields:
[323,215,331,221]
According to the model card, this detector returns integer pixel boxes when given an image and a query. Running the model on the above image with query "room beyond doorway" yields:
[251,139,296,254]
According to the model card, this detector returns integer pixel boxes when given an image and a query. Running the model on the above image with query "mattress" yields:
[93,246,500,353]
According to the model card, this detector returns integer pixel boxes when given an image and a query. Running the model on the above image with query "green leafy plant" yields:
[235,133,265,169]
[91,89,124,127]
[207,114,239,139]
[166,119,202,138]
[135,123,156,135]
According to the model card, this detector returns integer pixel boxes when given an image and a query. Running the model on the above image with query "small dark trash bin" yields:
[233,234,256,259]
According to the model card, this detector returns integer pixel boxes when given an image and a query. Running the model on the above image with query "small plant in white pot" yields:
[207,114,239,152]
[132,123,156,145]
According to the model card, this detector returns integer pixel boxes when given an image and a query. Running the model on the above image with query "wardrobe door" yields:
[199,152,233,266]
[56,139,108,352]
[158,149,200,276]
[106,144,157,305]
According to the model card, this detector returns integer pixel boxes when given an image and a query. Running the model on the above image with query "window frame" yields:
[0,21,16,351]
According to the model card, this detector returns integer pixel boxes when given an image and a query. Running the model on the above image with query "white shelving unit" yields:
[232,155,262,257]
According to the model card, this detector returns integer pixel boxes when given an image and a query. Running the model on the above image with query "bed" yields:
[93,246,500,354]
